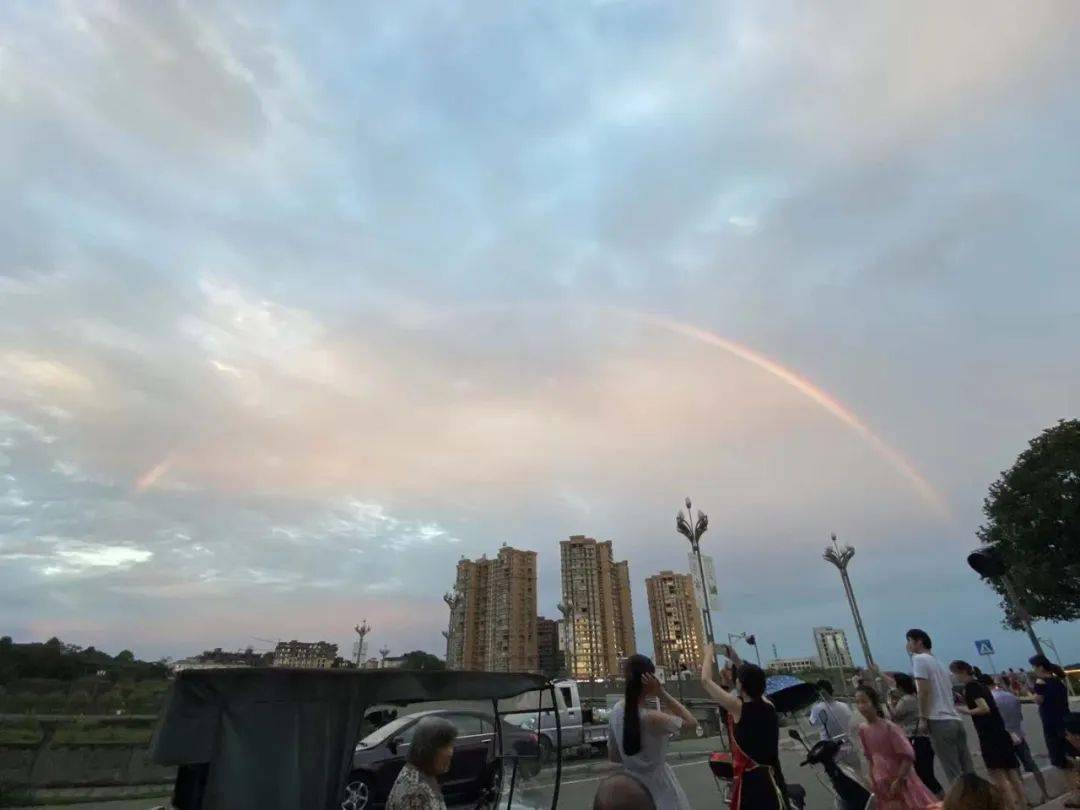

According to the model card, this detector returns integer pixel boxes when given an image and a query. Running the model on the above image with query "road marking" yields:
[532,757,710,788]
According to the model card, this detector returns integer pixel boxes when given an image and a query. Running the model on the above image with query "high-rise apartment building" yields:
[813,626,854,669]
[536,616,565,678]
[645,571,705,675]
[445,546,538,672]
[559,535,637,680]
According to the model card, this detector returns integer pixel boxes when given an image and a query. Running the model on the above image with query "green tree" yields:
[400,651,446,671]
[115,650,136,663]
[977,419,1080,627]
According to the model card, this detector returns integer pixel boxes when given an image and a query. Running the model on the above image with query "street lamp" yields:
[677,497,716,647]
[822,535,876,670]
[728,632,762,667]
[966,546,1045,658]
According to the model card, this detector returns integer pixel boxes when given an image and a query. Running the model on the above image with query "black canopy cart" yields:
[151,668,563,810]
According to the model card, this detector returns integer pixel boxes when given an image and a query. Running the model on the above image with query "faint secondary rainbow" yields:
[617,309,949,516]
[135,454,174,492]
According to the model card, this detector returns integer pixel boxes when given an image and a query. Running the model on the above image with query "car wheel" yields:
[537,734,553,765]
[478,762,503,808]
[341,773,372,810]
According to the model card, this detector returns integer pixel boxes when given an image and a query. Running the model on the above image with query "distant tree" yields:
[400,651,446,671]
[977,419,1080,627]
[115,650,136,663]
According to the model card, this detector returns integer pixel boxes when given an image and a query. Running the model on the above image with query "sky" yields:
[1,1,1079,673]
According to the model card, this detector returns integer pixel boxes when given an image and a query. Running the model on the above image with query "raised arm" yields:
[701,643,743,720]
[642,673,698,730]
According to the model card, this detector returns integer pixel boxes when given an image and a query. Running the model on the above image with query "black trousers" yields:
[910,735,943,795]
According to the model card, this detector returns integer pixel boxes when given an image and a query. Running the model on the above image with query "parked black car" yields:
[341,709,541,810]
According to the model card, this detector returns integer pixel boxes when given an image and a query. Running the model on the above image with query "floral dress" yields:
[387,763,447,810]
[858,719,939,810]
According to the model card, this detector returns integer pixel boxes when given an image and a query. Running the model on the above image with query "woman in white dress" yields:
[607,654,698,810]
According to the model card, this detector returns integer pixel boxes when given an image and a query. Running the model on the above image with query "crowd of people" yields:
[369,628,1075,810]
[590,628,1077,810]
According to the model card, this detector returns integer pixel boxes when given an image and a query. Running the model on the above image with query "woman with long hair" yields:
[950,660,1028,810]
[701,643,789,810]
[942,773,1007,810]
[606,653,697,810]
[854,685,939,809]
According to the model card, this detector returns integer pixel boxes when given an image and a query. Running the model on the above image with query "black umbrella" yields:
[765,674,818,714]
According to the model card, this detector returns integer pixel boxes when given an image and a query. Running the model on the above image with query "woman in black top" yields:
[1030,654,1073,769]
[950,661,1027,810]
[702,643,789,810]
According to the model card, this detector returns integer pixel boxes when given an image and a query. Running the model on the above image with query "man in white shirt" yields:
[809,680,853,741]
[906,628,973,786]
[809,680,862,774]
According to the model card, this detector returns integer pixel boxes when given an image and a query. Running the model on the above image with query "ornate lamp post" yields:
[823,535,876,670]
[353,619,371,667]
[677,497,716,647]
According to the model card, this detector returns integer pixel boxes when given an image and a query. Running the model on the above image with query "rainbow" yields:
[134,454,174,493]
[132,303,948,517]
[617,308,949,516]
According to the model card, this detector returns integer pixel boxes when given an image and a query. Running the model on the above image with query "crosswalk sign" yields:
[975,639,995,656]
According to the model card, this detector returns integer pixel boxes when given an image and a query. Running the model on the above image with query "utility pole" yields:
[823,535,876,670]
[967,546,1045,658]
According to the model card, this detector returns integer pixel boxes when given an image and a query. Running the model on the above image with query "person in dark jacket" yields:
[1030,655,1073,769]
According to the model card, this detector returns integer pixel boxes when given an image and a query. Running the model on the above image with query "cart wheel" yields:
[342,772,372,810]
[474,762,503,810]
[537,734,553,765]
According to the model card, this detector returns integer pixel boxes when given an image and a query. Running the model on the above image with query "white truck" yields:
[505,679,610,762]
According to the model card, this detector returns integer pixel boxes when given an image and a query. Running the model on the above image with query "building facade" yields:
[645,571,705,676]
[536,616,565,678]
[813,626,855,669]
[768,656,819,674]
[559,535,637,680]
[272,640,338,669]
[445,546,539,672]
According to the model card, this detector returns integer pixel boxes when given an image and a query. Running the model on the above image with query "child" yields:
[855,685,939,810]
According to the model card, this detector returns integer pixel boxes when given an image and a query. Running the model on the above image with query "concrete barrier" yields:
[0,741,174,789]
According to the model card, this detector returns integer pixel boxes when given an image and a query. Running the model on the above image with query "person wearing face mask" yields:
[702,642,790,810]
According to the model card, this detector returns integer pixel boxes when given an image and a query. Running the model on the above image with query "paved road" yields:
[12,703,1068,810]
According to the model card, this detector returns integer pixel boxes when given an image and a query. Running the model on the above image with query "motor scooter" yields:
[787,729,873,810]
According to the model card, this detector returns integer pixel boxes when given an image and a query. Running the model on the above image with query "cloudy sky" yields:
[2,1,1079,671]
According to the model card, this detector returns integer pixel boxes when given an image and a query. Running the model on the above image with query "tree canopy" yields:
[976,419,1080,627]
[0,638,168,684]
[400,650,446,671]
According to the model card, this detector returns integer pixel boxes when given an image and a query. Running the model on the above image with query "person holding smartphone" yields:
[701,642,790,810]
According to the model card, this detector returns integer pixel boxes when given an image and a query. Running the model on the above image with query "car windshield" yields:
[356,715,414,749]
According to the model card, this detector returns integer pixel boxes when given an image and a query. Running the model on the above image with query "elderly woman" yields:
[387,716,458,810]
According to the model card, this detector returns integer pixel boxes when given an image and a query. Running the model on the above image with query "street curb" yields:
[0,783,172,808]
